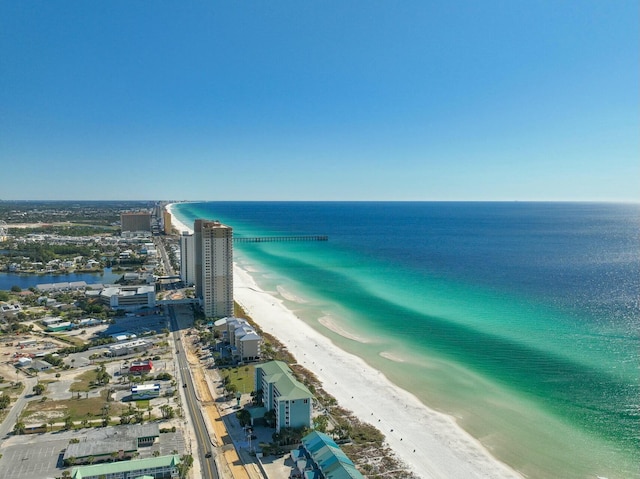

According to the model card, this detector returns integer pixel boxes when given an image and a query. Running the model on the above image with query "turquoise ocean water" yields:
[173,202,639,479]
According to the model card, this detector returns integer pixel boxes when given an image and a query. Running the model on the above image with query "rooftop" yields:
[258,360,313,401]
[70,453,178,479]
[65,424,160,460]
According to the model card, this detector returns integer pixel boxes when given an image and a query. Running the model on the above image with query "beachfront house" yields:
[255,360,313,432]
[291,430,365,479]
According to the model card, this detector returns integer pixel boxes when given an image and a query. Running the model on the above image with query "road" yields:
[157,234,220,479]
[170,304,219,479]
[0,375,37,439]
[154,235,175,276]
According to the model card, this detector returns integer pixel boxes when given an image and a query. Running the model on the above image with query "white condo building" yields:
[179,232,196,286]
[194,219,233,318]
[214,316,262,362]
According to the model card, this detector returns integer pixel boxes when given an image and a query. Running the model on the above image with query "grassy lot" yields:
[219,364,255,395]
[69,368,98,392]
[21,389,126,425]
[134,399,150,409]
[50,333,86,348]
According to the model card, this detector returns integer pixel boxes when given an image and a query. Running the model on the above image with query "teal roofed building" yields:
[292,431,364,479]
[71,454,180,479]
[255,360,314,432]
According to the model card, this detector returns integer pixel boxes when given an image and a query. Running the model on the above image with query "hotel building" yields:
[194,219,233,318]
[162,209,172,235]
[179,231,196,286]
[120,211,152,233]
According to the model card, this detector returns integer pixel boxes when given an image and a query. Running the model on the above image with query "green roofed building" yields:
[298,431,364,479]
[255,360,314,432]
[71,454,180,479]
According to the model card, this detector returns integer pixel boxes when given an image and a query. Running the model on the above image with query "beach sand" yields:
[166,204,523,479]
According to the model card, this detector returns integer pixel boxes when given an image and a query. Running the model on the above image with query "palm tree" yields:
[13,421,25,435]
[236,408,251,428]
[252,389,263,406]
[226,383,238,398]
[160,404,174,419]
[64,416,74,430]
[264,410,276,428]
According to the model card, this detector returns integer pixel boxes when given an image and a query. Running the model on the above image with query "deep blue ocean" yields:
[173,201,639,479]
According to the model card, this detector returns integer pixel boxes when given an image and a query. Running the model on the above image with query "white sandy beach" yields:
[167,204,523,479]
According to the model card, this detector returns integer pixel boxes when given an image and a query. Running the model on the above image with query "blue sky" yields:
[1,1,638,201]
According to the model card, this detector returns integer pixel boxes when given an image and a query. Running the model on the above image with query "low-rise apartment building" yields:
[99,285,156,310]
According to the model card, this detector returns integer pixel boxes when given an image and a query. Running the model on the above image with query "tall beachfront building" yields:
[194,219,233,318]
[121,211,152,232]
[179,232,196,286]
[162,209,172,235]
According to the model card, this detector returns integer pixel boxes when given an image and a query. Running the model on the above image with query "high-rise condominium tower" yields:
[179,231,196,286]
[120,211,152,232]
[194,219,233,318]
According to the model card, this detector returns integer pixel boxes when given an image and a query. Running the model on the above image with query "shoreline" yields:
[166,203,522,479]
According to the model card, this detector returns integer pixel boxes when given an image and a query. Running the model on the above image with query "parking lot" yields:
[0,425,186,479]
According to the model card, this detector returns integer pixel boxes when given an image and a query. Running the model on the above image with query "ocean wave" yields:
[276,285,307,303]
[379,351,407,363]
[318,316,369,343]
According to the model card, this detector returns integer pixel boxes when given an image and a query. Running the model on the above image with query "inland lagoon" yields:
[0,267,122,291]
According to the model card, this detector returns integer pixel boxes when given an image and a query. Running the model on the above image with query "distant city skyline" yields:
[1,1,638,202]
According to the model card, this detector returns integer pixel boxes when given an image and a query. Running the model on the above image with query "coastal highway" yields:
[170,305,219,479]
[158,235,218,478]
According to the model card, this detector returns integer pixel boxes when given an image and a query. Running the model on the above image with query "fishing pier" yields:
[233,235,328,243]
